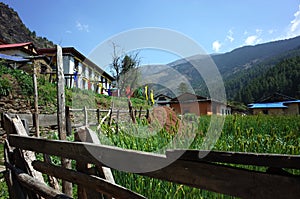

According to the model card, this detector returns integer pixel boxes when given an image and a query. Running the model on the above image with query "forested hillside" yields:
[234,56,300,103]
[225,47,300,102]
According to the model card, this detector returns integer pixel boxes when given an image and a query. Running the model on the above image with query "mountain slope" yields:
[236,56,300,103]
[166,36,300,103]
[225,46,300,101]
[0,2,55,48]
[212,36,300,78]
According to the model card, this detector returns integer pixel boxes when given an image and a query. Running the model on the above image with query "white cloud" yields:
[287,5,300,37]
[256,29,263,34]
[212,40,222,52]
[268,29,276,34]
[226,29,234,42]
[76,21,89,32]
[245,35,262,45]
[66,30,72,34]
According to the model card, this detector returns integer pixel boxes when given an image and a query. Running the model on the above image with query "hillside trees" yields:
[235,56,300,103]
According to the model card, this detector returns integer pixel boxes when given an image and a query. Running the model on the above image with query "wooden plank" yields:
[56,45,72,196]
[143,159,300,199]
[8,135,166,172]
[6,163,72,199]
[12,116,44,182]
[166,150,300,169]
[32,161,146,199]
[43,154,60,191]
[8,135,300,198]
[4,139,26,199]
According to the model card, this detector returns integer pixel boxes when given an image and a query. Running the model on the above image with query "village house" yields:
[167,92,231,116]
[0,42,51,73]
[248,93,300,115]
[38,47,114,94]
[154,94,173,106]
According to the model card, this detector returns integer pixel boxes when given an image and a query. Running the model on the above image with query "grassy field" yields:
[99,114,300,199]
[0,114,299,198]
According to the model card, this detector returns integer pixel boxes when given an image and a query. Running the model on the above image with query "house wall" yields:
[171,101,214,116]
[285,103,299,115]
[253,108,285,115]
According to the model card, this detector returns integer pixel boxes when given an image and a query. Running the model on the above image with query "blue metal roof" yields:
[0,53,29,62]
[248,102,288,109]
[283,100,300,104]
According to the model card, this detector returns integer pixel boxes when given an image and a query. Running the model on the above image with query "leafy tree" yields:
[177,82,190,94]
[110,43,141,96]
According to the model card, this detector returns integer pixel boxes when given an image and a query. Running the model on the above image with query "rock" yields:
[7,109,17,114]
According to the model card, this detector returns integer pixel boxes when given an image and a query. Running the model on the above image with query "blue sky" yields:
[2,0,300,66]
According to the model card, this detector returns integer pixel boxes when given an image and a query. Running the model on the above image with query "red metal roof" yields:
[0,42,33,49]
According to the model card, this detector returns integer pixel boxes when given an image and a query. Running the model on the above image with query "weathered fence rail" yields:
[2,106,149,133]
[2,114,300,199]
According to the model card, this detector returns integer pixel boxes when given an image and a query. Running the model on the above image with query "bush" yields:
[0,78,12,96]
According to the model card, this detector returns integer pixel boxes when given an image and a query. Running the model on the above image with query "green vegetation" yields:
[0,63,299,198]
[98,115,300,199]
[0,143,9,199]
[235,56,300,103]
[0,63,33,96]
[225,53,300,104]
[0,63,148,113]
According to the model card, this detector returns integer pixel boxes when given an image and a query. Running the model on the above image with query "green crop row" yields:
[98,114,300,199]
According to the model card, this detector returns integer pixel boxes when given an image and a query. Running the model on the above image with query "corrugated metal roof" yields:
[0,42,32,49]
[283,100,300,104]
[248,102,288,109]
[0,53,29,62]
[248,99,300,109]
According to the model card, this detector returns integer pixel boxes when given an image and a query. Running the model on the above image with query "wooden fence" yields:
[2,114,300,199]
[2,106,149,135]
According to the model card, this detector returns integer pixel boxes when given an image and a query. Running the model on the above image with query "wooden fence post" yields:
[33,61,39,137]
[146,109,149,119]
[66,106,72,136]
[108,108,113,126]
[75,127,103,199]
[116,109,119,133]
[97,108,100,125]
[56,45,73,196]
[83,106,88,126]
[138,107,142,119]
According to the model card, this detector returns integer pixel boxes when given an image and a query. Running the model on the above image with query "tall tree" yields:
[177,82,191,94]
[110,43,140,96]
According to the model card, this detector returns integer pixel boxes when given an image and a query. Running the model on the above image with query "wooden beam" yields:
[143,159,300,199]
[166,150,300,169]
[33,161,146,199]
[6,163,72,199]
[11,116,44,182]
[8,134,166,172]
[8,135,300,198]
